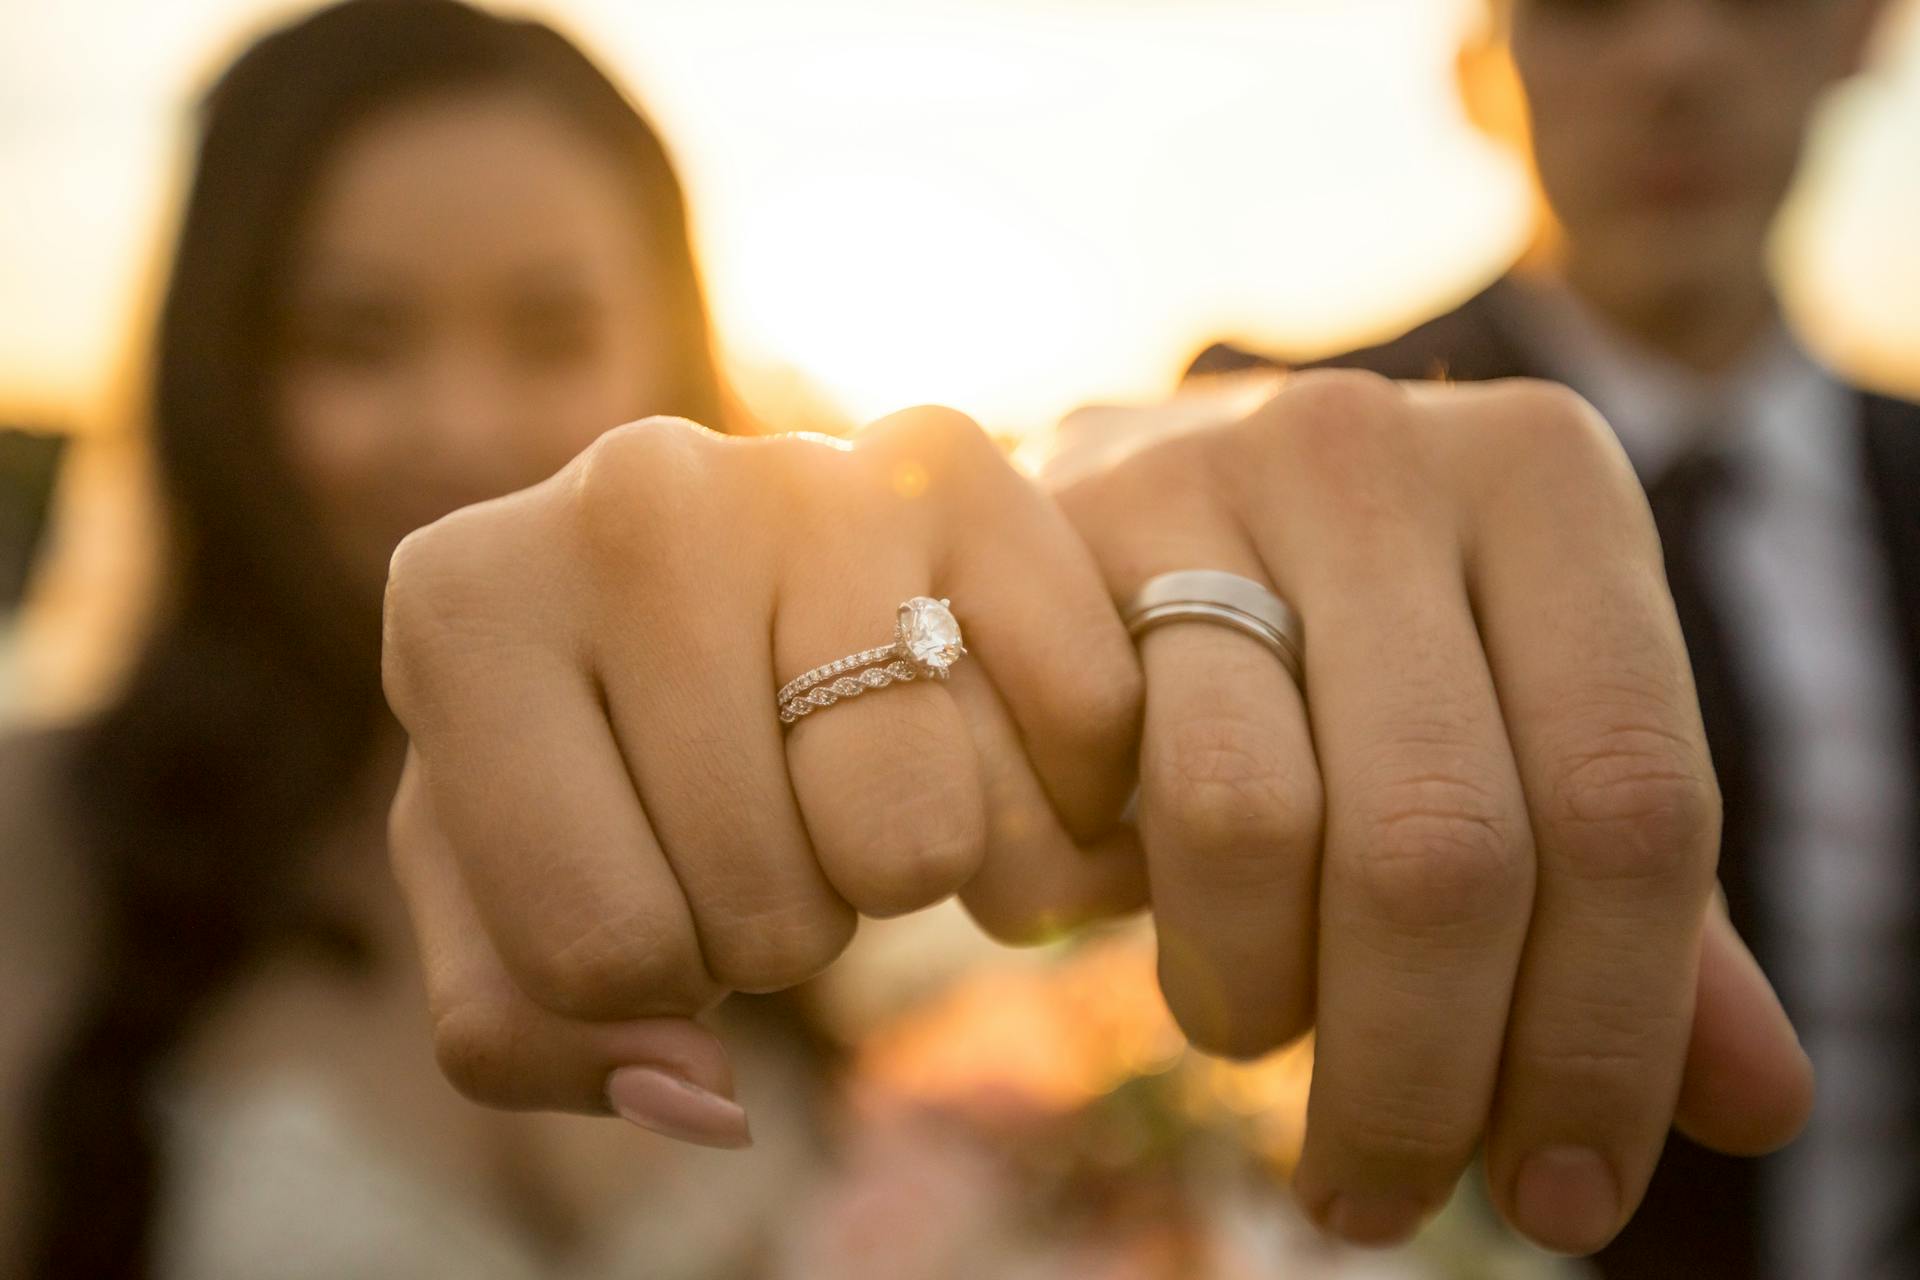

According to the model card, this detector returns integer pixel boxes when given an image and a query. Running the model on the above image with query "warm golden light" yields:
[6,0,1916,438]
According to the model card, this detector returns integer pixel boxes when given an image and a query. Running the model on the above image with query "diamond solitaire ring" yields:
[777,596,967,725]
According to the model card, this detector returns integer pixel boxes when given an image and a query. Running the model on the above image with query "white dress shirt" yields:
[1499,279,1920,1280]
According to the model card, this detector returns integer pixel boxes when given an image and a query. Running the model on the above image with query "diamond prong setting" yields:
[898,596,965,677]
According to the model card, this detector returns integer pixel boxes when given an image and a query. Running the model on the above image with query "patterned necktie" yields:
[1644,436,1770,967]
[1593,430,1774,1280]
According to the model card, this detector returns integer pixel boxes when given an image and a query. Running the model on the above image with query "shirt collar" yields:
[1490,276,1856,502]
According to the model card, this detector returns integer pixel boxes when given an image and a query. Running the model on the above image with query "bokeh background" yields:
[4,4,1917,1274]
[7,0,1919,715]
[7,0,1919,434]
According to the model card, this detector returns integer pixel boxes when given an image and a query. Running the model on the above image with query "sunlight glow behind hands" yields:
[2,0,1916,435]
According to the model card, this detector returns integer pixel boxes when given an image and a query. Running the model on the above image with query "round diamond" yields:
[899,596,963,671]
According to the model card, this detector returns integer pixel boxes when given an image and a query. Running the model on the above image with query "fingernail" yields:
[1514,1145,1619,1255]
[1325,1192,1427,1246]
[605,1064,752,1149]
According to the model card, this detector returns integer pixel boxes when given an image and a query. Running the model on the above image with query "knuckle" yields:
[705,902,857,993]
[568,416,718,567]
[1237,370,1437,526]
[1350,778,1530,931]
[380,527,439,715]
[871,404,994,454]
[1546,731,1721,887]
[1254,369,1408,459]
[1150,714,1321,862]
[1527,1036,1663,1092]
[429,999,527,1110]
[823,770,988,918]
[1483,378,1654,535]
[1339,1081,1477,1170]
[1501,376,1608,438]
[517,909,706,1021]
[842,821,986,918]
[1276,367,1405,421]
[856,405,1009,499]
[379,512,506,720]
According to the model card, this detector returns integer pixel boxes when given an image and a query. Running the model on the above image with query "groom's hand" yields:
[1053,370,1814,1255]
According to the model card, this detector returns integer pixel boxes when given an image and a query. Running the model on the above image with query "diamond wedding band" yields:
[1122,569,1304,687]
[777,596,967,725]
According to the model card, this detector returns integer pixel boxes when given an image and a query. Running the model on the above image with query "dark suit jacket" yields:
[1191,280,1920,1279]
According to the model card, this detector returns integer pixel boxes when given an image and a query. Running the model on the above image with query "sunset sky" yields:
[4,0,1917,437]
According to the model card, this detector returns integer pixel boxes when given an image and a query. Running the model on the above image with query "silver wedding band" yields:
[1122,570,1305,687]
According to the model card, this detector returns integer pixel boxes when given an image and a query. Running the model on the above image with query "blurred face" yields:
[274,90,676,596]
[1508,0,1878,306]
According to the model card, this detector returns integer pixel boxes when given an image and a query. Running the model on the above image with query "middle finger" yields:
[1235,375,1539,1242]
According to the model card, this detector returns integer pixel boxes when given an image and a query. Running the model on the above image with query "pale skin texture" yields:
[382,374,1817,1259]
[1502,0,1887,372]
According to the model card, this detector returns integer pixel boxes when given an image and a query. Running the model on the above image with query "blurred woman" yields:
[0,2,832,1275]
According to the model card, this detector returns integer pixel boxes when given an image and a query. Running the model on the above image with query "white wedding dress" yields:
[152,1070,817,1280]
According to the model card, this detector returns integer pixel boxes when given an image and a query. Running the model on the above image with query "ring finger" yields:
[1057,440,1324,1059]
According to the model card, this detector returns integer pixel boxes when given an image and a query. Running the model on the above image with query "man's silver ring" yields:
[778,596,967,726]
[1122,570,1304,687]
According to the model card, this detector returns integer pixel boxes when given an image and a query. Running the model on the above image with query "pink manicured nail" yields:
[605,1064,752,1149]
[1325,1192,1427,1246]
[1514,1145,1620,1255]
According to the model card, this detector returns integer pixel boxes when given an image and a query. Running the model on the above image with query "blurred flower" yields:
[789,915,1595,1279]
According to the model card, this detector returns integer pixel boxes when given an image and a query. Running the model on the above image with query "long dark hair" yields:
[27,2,730,1273]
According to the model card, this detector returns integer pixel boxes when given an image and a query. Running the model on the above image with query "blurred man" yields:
[1193,1,1916,1277]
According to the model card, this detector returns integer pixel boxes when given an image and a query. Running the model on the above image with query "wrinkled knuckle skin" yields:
[1547,738,1722,889]
[431,1000,531,1111]
[1150,714,1321,866]
[822,771,988,919]
[706,908,857,995]
[1337,1080,1479,1174]
[840,820,986,920]
[1526,1037,1666,1097]
[517,913,707,1023]
[1350,786,1531,932]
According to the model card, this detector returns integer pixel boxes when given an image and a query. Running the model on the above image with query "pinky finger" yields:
[389,750,752,1148]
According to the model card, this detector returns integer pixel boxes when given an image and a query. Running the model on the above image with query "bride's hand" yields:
[381,409,1147,1147]
[1053,370,1815,1254]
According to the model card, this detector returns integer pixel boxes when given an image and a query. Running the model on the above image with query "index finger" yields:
[383,490,718,1024]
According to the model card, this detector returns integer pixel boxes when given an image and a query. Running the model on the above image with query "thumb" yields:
[1671,883,1816,1156]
